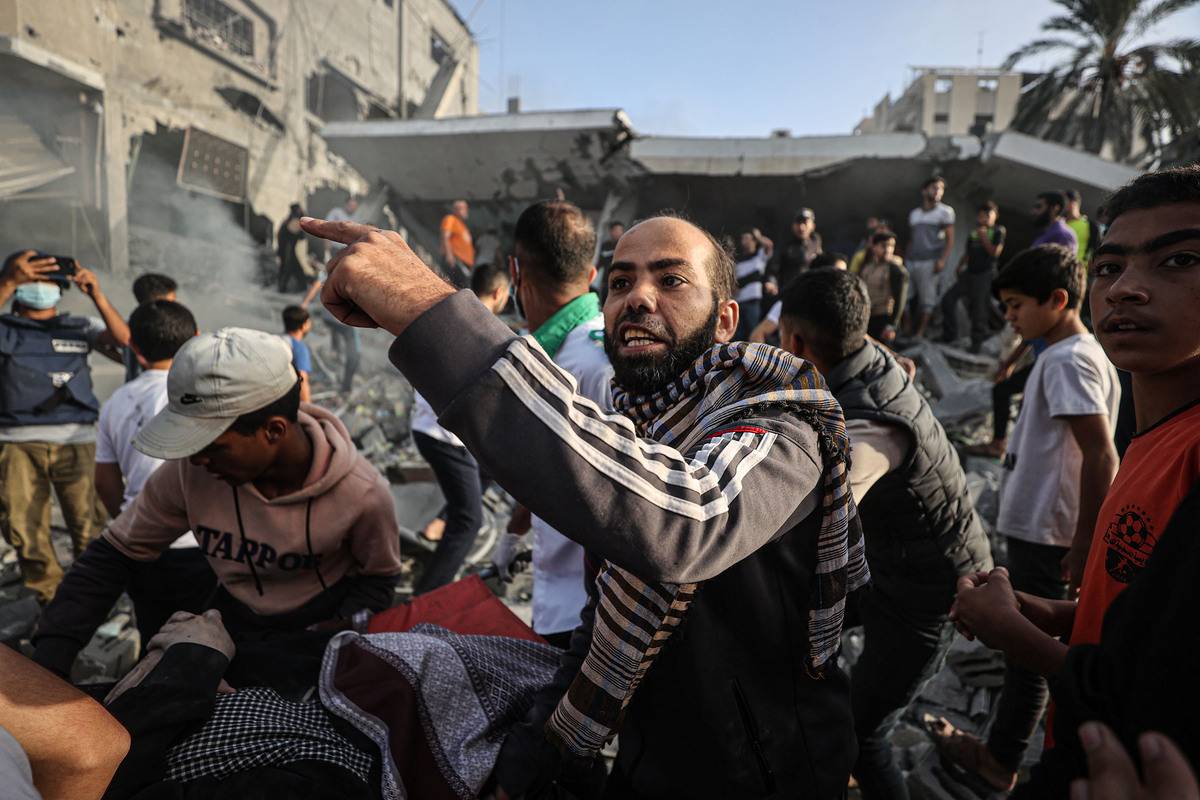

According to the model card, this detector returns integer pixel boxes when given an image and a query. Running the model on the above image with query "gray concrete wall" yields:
[400,0,478,117]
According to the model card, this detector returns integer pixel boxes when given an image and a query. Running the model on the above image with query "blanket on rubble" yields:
[320,625,560,799]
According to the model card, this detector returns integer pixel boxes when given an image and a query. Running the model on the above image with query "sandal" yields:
[926,715,1017,793]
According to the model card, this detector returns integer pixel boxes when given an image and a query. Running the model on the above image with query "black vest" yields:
[827,342,992,608]
[0,313,100,426]
[612,412,855,799]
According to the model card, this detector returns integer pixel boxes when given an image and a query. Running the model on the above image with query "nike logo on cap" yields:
[179,394,203,405]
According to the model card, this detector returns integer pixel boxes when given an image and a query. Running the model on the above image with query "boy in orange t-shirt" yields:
[941,165,1200,786]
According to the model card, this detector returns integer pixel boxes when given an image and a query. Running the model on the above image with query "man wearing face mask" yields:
[300,212,870,799]
[0,250,130,603]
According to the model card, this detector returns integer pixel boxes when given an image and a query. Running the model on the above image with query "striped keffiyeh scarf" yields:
[544,341,870,759]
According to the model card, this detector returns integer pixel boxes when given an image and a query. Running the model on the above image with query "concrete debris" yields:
[71,605,140,684]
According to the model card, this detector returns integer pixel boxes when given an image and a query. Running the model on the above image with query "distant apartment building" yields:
[855,67,1022,138]
[0,0,478,274]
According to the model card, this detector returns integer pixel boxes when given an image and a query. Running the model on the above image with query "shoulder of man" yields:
[705,404,823,462]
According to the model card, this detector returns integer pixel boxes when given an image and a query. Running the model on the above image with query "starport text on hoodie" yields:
[103,403,402,616]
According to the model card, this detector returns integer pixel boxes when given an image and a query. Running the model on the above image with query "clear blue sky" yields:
[448,0,1200,137]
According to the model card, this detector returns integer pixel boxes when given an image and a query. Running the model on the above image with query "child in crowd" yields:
[33,327,403,677]
[943,165,1200,792]
[935,244,1121,791]
[94,300,213,642]
[855,230,908,344]
[282,305,313,402]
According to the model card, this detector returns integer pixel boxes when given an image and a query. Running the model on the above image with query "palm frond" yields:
[1132,0,1200,38]
[1003,37,1080,69]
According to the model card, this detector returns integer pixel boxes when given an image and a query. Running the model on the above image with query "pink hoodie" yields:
[105,404,402,615]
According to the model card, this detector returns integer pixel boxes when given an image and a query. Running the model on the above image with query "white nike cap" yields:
[134,327,298,460]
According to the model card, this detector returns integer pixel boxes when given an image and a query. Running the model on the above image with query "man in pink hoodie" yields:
[32,327,402,677]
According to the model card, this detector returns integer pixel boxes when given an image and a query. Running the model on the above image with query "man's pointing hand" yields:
[300,217,455,336]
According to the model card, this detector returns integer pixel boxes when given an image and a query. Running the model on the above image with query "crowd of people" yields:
[0,162,1196,799]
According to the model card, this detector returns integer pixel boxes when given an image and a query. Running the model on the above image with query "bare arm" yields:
[749,317,778,343]
[298,370,311,403]
[1015,591,1077,637]
[0,646,130,800]
[1062,414,1120,593]
[72,267,130,358]
[301,279,323,309]
[938,224,955,267]
[94,463,125,520]
[754,228,774,259]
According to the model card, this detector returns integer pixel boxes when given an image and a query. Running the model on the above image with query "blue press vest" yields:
[0,314,100,426]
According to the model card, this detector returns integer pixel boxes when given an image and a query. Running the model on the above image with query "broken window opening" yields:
[183,0,255,59]
[934,78,954,94]
[431,31,452,66]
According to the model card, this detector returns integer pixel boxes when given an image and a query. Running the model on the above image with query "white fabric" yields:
[96,369,197,549]
[531,315,613,635]
[997,333,1120,547]
[907,203,956,260]
[0,725,41,800]
[844,418,910,504]
[324,206,354,255]
[766,301,782,324]
[410,392,464,447]
[734,249,770,303]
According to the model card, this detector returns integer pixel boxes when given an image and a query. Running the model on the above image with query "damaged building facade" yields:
[0,0,478,282]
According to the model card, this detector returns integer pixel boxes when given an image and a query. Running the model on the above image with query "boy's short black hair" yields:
[514,200,597,288]
[871,230,897,245]
[922,176,945,190]
[132,273,177,304]
[811,252,849,269]
[1037,191,1067,212]
[977,200,998,214]
[1103,165,1200,225]
[128,300,196,363]
[282,305,309,333]
[471,261,509,296]
[779,268,870,365]
[992,244,1085,309]
[229,377,302,435]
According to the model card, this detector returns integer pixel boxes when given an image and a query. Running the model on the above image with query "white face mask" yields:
[14,282,62,310]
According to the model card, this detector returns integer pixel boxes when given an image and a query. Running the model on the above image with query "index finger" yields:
[299,216,376,245]
[1077,722,1141,800]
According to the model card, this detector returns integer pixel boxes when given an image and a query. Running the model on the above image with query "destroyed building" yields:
[0,0,479,280]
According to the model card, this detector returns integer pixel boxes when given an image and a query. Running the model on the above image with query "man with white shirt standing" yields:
[906,176,957,338]
[489,199,614,648]
[778,268,992,800]
[94,299,215,642]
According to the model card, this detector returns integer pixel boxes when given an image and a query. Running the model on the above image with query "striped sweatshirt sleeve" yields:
[389,291,823,583]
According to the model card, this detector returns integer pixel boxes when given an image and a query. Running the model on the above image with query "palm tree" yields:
[1003,0,1200,165]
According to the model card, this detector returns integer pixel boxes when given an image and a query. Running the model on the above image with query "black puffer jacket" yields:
[826,342,992,610]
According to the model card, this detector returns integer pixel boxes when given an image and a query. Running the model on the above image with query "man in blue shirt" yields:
[282,305,313,403]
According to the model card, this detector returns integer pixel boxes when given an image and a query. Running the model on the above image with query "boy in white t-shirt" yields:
[94,299,213,642]
[934,244,1120,791]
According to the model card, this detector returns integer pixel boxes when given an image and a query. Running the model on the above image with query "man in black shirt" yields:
[767,207,822,292]
[941,201,1006,352]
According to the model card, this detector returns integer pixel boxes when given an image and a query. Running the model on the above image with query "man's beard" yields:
[604,299,720,396]
[1034,210,1052,228]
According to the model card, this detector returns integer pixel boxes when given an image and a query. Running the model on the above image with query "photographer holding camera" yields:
[0,250,130,602]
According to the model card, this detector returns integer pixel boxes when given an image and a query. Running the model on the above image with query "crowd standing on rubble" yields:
[0,164,1197,799]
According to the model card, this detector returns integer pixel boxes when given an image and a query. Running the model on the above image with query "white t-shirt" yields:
[907,203,956,261]
[410,391,464,447]
[766,301,782,324]
[531,315,614,636]
[735,250,770,303]
[96,369,198,549]
[996,333,1120,547]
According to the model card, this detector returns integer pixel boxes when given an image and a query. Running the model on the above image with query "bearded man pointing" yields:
[301,214,869,799]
